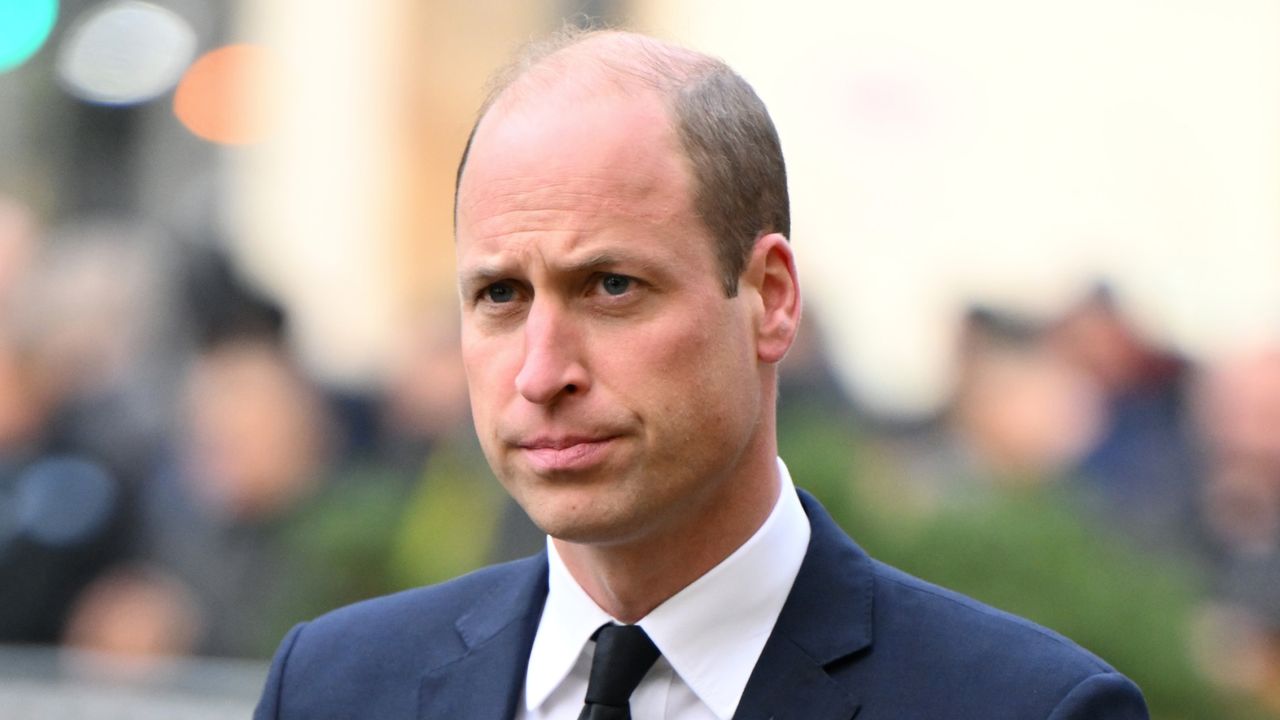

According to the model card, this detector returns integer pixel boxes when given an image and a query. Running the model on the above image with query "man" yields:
[255,30,1149,719]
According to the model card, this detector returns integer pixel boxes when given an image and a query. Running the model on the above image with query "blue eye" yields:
[486,283,515,303]
[601,274,631,296]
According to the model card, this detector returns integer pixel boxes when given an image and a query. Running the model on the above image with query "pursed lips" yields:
[514,434,619,473]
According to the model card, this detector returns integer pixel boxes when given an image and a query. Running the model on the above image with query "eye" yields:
[484,282,517,303]
[600,274,632,296]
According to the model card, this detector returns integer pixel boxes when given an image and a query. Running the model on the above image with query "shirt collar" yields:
[523,530,614,711]
[523,458,811,719]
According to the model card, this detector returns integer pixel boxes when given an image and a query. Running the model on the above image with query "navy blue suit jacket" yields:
[255,490,1148,719]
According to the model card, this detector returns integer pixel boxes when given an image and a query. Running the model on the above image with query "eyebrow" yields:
[562,252,660,274]
[458,265,508,290]
[458,251,666,288]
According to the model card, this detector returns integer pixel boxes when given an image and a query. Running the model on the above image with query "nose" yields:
[515,299,590,404]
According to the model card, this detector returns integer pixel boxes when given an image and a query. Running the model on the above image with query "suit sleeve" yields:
[254,622,307,720]
[1046,672,1149,720]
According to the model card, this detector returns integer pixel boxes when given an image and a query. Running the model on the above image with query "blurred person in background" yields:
[0,215,154,649]
[59,239,332,662]
[84,336,333,660]
[874,305,1108,509]
[1047,286,1201,557]
[254,29,1146,719]
[949,306,1106,487]
[0,196,36,313]
[1190,347,1280,714]
[0,197,43,460]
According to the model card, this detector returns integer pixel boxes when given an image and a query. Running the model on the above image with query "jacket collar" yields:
[733,490,873,720]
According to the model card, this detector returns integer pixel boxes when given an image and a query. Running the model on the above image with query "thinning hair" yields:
[454,29,790,296]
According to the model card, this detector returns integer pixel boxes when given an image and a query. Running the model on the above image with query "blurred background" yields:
[1,0,1278,717]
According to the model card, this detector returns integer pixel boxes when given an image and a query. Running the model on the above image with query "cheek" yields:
[461,349,509,472]
[621,309,752,409]
[606,316,711,378]
[681,316,760,418]
[665,303,751,372]
[461,339,512,421]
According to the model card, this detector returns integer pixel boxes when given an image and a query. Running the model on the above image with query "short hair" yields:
[454,29,790,296]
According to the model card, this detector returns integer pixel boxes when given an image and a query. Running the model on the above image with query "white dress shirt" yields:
[516,458,811,720]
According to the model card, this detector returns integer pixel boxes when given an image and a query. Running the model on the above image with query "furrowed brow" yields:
[457,251,667,292]
[561,252,662,275]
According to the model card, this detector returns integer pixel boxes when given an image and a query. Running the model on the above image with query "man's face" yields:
[455,87,767,548]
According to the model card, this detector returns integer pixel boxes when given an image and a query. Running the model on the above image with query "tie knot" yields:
[584,623,661,708]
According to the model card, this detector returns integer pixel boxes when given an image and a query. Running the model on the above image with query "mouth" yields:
[516,436,618,474]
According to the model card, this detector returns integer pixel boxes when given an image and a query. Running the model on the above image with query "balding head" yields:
[454,29,789,295]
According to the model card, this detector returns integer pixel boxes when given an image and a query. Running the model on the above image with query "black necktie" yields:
[578,623,661,720]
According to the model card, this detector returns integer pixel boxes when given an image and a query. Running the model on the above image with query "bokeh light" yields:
[56,0,196,105]
[0,0,57,73]
[173,43,280,145]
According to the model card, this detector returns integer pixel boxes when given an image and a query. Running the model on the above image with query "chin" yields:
[523,501,613,543]
[519,491,643,547]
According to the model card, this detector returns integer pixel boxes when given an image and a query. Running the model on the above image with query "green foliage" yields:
[877,490,1227,719]
[389,441,504,588]
[264,440,505,657]
[267,464,410,655]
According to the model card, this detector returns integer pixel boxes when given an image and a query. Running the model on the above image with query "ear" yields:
[741,232,801,364]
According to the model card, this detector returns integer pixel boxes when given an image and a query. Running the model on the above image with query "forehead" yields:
[456,85,696,247]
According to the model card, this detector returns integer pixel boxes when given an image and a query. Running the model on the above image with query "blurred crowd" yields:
[852,287,1280,717]
[0,192,543,666]
[2,183,1279,719]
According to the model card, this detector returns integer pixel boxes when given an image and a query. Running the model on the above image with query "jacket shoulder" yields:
[861,559,1145,717]
[304,554,544,640]
[255,554,547,720]
[870,558,1114,673]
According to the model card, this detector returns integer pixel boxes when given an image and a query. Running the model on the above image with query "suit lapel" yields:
[733,491,875,720]
[417,555,549,720]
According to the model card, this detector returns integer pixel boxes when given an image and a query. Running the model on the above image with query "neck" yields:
[553,437,781,623]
